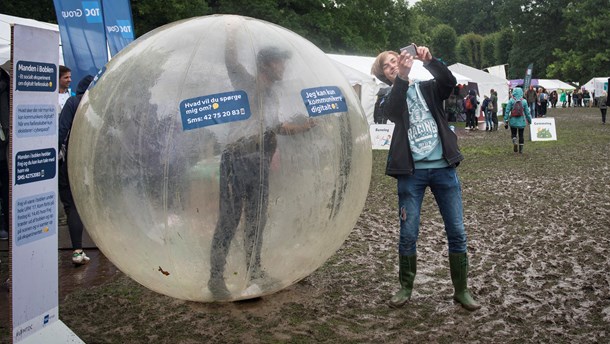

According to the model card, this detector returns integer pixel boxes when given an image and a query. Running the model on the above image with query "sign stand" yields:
[9,23,84,344]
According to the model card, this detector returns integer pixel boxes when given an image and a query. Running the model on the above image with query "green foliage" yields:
[457,33,484,68]
[481,33,497,68]
[494,28,513,66]
[130,0,210,37]
[430,24,457,64]
[2,0,608,83]
[546,0,610,84]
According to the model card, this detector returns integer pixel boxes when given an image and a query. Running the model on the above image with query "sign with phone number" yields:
[180,90,251,131]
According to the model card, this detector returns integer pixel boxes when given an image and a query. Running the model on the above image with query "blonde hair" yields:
[371,51,398,86]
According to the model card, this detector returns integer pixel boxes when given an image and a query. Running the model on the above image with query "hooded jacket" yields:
[503,87,532,129]
[58,75,94,154]
[381,58,462,178]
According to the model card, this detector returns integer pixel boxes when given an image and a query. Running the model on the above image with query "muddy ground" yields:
[1,107,609,343]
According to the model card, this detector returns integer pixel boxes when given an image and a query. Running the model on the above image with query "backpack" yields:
[511,99,525,117]
[464,96,473,110]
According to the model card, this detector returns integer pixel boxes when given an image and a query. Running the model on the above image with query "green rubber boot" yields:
[449,252,481,311]
[389,255,417,308]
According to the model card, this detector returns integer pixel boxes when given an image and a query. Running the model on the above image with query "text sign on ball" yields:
[180,90,251,130]
[300,86,347,117]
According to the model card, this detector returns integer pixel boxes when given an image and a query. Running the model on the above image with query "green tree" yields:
[494,28,513,66]
[505,0,570,79]
[457,33,483,68]
[481,33,497,68]
[131,0,210,37]
[2,0,56,23]
[430,24,457,64]
[546,0,610,84]
[413,0,499,36]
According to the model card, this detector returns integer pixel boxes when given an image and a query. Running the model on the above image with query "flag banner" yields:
[102,0,134,56]
[53,0,108,88]
[523,63,534,90]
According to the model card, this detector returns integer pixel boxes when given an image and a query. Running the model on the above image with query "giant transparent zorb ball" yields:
[69,15,371,302]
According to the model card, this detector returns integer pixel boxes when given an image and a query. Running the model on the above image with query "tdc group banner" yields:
[53,0,135,87]
[102,0,135,56]
[53,0,108,88]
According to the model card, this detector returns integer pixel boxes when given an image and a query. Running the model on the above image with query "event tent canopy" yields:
[583,77,609,96]
[509,78,575,91]
[329,58,380,124]
[327,53,471,85]
[1,13,63,65]
[449,63,509,109]
[327,54,472,124]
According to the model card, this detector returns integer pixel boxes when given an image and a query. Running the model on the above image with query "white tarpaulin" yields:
[1,14,63,65]
[583,77,609,97]
[449,63,510,105]
[536,79,575,92]
[327,53,471,84]
[327,53,471,124]
[330,58,380,124]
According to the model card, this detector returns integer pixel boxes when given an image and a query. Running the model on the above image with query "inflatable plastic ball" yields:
[68,15,372,302]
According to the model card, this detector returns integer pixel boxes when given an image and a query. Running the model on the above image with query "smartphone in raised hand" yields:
[400,44,417,57]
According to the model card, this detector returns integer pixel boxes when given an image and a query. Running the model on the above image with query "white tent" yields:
[1,13,63,65]
[449,63,510,111]
[327,54,472,124]
[328,53,471,85]
[536,79,575,92]
[330,58,380,124]
[583,77,608,97]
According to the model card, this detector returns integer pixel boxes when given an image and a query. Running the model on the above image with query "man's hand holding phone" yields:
[400,44,418,57]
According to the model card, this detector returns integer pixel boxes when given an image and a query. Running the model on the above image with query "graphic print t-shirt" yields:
[406,83,449,169]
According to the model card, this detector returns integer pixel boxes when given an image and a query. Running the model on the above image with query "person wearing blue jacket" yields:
[371,46,480,311]
[58,74,94,265]
[503,87,532,154]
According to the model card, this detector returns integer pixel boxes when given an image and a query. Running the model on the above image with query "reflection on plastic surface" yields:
[68,15,372,302]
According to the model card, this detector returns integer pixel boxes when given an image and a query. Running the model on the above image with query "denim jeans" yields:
[484,109,493,129]
[528,102,536,118]
[397,167,468,256]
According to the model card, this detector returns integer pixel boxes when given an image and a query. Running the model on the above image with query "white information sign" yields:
[370,124,394,150]
[530,117,557,141]
[10,24,81,344]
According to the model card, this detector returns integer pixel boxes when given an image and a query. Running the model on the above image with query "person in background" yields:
[549,90,558,108]
[490,89,499,131]
[58,65,72,113]
[0,61,10,241]
[583,89,591,107]
[371,46,480,311]
[567,91,572,107]
[58,75,94,265]
[537,87,548,117]
[373,86,392,124]
[598,91,607,124]
[525,85,537,118]
[465,89,479,130]
[504,87,532,154]
[559,90,566,108]
[481,95,493,131]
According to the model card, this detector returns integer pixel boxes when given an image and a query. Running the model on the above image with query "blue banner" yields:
[300,86,348,117]
[180,91,251,130]
[53,0,108,89]
[102,0,134,56]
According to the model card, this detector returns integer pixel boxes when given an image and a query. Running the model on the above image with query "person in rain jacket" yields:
[503,87,532,154]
